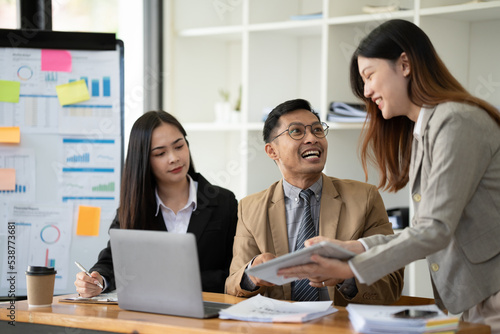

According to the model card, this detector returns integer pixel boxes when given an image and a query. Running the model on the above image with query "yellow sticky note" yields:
[76,205,101,236]
[0,80,21,103]
[0,169,16,191]
[0,126,21,143]
[55,79,90,106]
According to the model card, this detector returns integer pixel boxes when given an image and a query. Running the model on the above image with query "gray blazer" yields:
[351,102,500,314]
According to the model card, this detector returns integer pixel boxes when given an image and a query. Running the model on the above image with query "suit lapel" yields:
[186,176,215,242]
[410,107,435,191]
[187,205,213,241]
[151,211,168,231]
[409,137,422,191]
[268,179,289,257]
[268,180,292,300]
[319,174,342,238]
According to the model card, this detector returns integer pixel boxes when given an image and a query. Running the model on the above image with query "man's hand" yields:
[276,236,364,287]
[248,252,276,287]
[305,236,366,254]
[277,254,354,287]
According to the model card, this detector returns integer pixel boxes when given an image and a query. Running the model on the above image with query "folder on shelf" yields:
[327,102,367,123]
[290,12,322,20]
[362,4,403,14]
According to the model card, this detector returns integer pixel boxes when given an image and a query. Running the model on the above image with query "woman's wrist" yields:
[344,240,366,254]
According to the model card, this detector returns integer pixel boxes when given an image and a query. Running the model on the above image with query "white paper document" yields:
[0,148,36,202]
[347,303,459,333]
[0,47,121,135]
[218,294,337,323]
[1,204,72,291]
[59,292,118,304]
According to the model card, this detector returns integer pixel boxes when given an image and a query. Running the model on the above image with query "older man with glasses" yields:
[225,98,404,306]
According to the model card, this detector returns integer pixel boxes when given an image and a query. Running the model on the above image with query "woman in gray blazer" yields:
[278,19,500,331]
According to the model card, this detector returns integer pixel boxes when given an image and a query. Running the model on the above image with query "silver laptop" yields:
[109,229,231,318]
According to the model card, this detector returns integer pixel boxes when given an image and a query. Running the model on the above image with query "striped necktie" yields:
[292,189,319,301]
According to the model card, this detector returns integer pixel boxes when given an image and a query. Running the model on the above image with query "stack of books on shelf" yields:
[362,4,403,13]
[327,102,367,123]
[347,304,459,334]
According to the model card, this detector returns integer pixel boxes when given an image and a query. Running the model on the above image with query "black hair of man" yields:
[263,98,321,143]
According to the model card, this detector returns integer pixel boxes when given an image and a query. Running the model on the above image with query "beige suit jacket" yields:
[225,174,404,306]
[351,102,500,314]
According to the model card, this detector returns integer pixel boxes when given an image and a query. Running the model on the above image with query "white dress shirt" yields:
[154,175,198,233]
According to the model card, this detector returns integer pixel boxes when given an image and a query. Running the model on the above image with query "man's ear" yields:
[400,52,411,77]
[265,142,279,160]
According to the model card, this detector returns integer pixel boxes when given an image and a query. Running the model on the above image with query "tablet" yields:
[245,241,356,285]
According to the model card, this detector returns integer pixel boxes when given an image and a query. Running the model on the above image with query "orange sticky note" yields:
[0,126,21,143]
[41,49,72,72]
[55,79,90,106]
[76,205,101,236]
[0,168,16,191]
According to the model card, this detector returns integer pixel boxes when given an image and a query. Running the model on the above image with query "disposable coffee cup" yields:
[25,266,57,307]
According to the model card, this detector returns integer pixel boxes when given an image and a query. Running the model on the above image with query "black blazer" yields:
[90,173,238,293]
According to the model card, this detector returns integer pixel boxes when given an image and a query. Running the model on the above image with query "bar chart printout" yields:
[0,205,71,291]
[0,148,36,201]
[61,137,120,203]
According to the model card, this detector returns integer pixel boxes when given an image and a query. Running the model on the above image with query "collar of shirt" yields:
[282,176,322,205]
[413,106,429,140]
[154,174,198,217]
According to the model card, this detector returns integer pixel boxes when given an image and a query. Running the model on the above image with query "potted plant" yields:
[230,85,241,123]
[214,89,231,123]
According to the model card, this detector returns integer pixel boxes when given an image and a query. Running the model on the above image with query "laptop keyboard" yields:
[203,301,231,315]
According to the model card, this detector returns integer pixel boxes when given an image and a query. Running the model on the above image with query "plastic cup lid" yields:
[25,266,57,276]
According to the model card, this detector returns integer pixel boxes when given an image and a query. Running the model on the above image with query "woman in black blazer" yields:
[74,111,237,296]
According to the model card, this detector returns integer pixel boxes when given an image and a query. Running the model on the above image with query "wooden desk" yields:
[0,293,491,334]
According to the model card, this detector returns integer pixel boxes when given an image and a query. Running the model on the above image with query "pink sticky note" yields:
[41,49,72,72]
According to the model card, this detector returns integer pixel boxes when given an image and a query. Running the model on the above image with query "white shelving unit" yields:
[164,0,500,298]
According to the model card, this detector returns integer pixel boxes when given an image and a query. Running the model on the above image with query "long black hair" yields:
[118,111,196,229]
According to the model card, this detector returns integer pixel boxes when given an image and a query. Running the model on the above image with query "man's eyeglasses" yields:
[270,122,329,142]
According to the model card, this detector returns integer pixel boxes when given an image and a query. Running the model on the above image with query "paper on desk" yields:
[59,292,118,304]
[218,294,337,323]
[346,303,459,333]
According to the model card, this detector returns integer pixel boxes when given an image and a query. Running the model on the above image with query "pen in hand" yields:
[75,261,104,289]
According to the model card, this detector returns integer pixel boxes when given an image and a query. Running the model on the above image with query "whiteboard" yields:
[0,30,124,297]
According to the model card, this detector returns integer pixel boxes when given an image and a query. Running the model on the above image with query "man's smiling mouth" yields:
[301,150,320,159]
